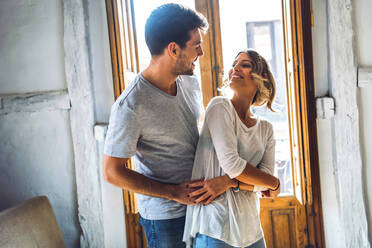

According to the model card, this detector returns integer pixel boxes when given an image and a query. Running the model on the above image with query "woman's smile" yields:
[231,73,244,79]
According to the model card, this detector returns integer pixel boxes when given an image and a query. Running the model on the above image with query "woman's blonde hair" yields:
[236,49,276,112]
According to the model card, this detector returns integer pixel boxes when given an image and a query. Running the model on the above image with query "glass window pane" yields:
[219,0,293,196]
[253,25,273,60]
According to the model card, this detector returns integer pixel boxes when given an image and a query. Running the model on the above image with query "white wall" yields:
[0,111,79,245]
[0,0,127,246]
[0,0,66,94]
[355,0,372,243]
[87,1,127,247]
[311,0,344,246]
[313,0,372,246]
[88,0,115,123]
[0,0,80,247]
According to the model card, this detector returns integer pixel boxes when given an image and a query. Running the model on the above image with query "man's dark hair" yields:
[145,3,208,56]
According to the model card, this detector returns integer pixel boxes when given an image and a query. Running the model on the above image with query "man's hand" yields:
[103,155,205,203]
[187,175,234,205]
[169,180,203,205]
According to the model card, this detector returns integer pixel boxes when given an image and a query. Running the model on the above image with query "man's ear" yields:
[167,42,179,58]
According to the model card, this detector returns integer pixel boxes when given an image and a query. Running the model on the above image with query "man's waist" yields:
[134,163,193,184]
[137,195,186,220]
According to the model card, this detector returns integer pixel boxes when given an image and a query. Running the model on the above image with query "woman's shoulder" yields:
[204,97,234,121]
[258,118,272,127]
[257,118,274,137]
[206,96,231,110]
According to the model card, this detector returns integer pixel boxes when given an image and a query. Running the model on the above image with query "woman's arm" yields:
[205,102,278,189]
[251,122,276,192]
[188,169,279,205]
[187,101,279,204]
[235,162,279,190]
[187,175,254,205]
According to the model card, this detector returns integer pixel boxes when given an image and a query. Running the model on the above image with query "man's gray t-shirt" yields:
[104,74,203,220]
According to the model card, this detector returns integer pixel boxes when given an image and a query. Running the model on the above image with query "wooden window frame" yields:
[197,1,324,246]
[106,0,146,247]
[296,1,325,246]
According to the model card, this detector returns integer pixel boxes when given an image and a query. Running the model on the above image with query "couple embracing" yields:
[103,3,280,248]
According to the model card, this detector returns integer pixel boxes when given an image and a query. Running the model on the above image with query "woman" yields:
[183,49,280,248]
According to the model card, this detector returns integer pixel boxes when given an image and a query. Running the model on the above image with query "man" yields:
[103,3,208,247]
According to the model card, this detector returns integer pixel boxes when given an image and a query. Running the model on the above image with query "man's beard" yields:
[172,53,194,75]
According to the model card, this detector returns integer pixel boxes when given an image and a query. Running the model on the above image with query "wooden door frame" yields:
[105,0,325,247]
[296,1,325,247]
[195,0,224,108]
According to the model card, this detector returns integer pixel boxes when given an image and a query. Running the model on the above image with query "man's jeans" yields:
[193,233,266,248]
[140,216,186,248]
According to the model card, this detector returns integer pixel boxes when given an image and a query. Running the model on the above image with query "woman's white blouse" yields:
[183,97,275,247]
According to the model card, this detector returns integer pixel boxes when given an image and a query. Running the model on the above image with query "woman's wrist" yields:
[231,178,239,189]
[233,180,240,192]
[270,179,280,191]
[222,175,236,188]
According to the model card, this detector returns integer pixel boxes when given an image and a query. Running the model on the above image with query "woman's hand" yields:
[187,175,235,205]
[261,182,280,198]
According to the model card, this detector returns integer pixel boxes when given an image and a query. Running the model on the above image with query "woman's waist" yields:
[200,190,259,214]
[191,193,262,243]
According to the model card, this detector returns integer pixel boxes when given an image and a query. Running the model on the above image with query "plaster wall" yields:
[87,0,115,123]
[0,0,66,94]
[312,0,371,246]
[87,0,127,245]
[81,1,126,246]
[354,0,372,243]
[0,0,80,247]
[311,0,344,246]
[0,111,79,247]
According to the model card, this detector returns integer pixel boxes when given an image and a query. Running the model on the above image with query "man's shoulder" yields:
[117,74,144,98]
[114,74,150,109]
[178,75,200,91]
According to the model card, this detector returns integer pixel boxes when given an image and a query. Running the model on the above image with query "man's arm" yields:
[103,155,198,205]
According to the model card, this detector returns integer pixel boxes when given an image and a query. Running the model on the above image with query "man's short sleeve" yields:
[104,102,141,158]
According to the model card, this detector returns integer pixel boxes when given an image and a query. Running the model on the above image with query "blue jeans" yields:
[139,216,186,248]
[193,233,266,248]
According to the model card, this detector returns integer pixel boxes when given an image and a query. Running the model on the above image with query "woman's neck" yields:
[231,94,257,127]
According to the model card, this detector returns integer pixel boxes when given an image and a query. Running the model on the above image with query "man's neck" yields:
[142,59,178,96]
